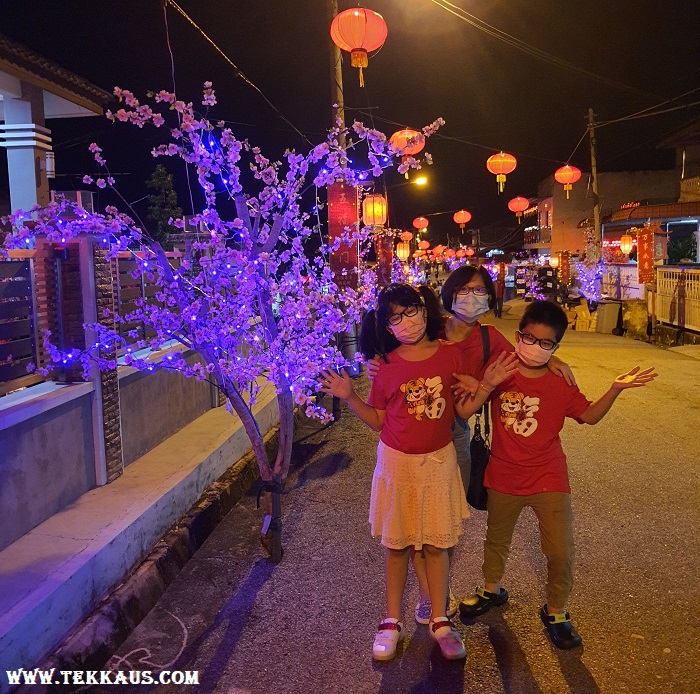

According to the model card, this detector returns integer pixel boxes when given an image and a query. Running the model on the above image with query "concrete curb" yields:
[33,428,278,682]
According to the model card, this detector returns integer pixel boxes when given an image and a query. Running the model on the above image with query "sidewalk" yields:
[52,327,699,693]
[0,382,280,693]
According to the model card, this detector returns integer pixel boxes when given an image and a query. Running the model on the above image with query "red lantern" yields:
[508,196,530,221]
[330,8,388,87]
[413,249,425,257]
[413,216,429,230]
[400,231,413,242]
[444,248,456,258]
[418,240,430,250]
[452,209,472,229]
[390,129,425,177]
[465,246,475,257]
[456,249,466,258]
[554,164,582,199]
[486,152,517,193]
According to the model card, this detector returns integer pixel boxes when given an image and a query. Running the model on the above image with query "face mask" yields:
[515,339,553,367]
[453,293,490,323]
[389,311,427,345]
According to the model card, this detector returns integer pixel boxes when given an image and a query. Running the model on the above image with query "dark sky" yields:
[3,0,699,246]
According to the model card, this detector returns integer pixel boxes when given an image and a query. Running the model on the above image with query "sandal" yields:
[372,620,404,661]
[459,586,509,618]
[540,605,582,650]
[429,617,466,660]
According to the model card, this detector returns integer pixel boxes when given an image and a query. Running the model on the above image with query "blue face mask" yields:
[452,293,489,323]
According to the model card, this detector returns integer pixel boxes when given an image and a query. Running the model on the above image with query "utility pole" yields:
[588,108,602,257]
[329,0,346,147]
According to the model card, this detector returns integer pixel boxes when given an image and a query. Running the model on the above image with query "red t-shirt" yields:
[439,318,513,378]
[368,341,464,454]
[484,370,592,495]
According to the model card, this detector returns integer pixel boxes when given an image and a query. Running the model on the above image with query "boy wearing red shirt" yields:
[454,301,657,649]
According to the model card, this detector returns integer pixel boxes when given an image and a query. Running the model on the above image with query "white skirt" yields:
[369,440,470,550]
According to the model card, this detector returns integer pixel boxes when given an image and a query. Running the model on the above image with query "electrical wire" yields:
[162,2,195,217]
[428,0,661,99]
[597,99,700,128]
[165,0,313,147]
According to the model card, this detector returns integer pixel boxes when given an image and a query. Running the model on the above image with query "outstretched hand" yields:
[452,373,480,402]
[612,366,658,390]
[318,368,354,400]
[482,351,519,389]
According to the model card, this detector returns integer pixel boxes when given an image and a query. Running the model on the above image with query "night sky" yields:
[3,0,699,247]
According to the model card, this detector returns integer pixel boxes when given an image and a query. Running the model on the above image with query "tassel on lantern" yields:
[351,49,368,87]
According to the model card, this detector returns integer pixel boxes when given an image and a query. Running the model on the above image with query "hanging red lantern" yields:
[433,244,446,256]
[554,164,582,199]
[444,248,456,258]
[418,239,430,250]
[619,233,635,255]
[396,241,411,261]
[361,193,387,226]
[452,209,472,229]
[400,230,413,242]
[508,196,530,221]
[456,249,466,258]
[413,216,429,230]
[390,129,425,177]
[465,246,475,257]
[486,152,517,193]
[330,8,388,87]
[413,249,425,257]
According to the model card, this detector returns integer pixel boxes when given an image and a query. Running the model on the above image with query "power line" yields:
[165,0,313,147]
[429,0,662,100]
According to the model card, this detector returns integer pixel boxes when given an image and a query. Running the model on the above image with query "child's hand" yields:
[366,356,381,382]
[612,366,657,390]
[318,368,355,400]
[483,352,519,389]
[452,373,480,401]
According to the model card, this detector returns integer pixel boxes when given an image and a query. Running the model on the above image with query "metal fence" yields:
[0,256,44,396]
[654,266,700,333]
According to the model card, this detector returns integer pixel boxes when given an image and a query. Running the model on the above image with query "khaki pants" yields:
[483,489,574,609]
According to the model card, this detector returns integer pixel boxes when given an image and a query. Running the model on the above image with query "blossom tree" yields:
[1,84,442,562]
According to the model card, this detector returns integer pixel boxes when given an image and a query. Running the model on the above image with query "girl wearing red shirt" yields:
[319,283,517,663]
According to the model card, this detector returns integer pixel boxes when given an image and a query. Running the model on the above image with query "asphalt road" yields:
[98,314,699,694]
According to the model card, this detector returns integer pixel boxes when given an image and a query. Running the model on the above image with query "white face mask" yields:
[453,293,490,323]
[515,339,553,367]
[389,311,427,345]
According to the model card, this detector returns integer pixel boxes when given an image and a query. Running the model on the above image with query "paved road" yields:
[99,317,699,694]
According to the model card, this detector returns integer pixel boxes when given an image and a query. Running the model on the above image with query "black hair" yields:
[359,283,443,360]
[519,300,569,343]
[441,265,496,312]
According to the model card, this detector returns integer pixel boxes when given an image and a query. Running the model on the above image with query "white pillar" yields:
[0,81,52,213]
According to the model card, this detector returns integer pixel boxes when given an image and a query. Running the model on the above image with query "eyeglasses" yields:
[517,331,558,351]
[388,305,421,326]
[455,286,488,297]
